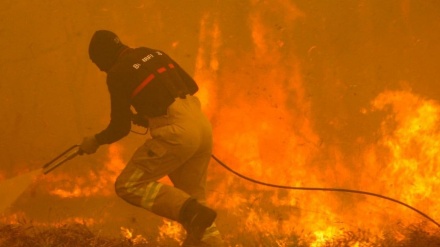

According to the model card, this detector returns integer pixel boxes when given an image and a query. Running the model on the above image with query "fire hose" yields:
[42,145,80,175]
[211,154,440,228]
[42,145,440,228]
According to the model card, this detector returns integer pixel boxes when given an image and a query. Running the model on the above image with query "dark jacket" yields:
[95,47,198,145]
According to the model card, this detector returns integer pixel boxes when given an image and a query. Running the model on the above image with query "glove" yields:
[131,113,149,128]
[79,135,100,155]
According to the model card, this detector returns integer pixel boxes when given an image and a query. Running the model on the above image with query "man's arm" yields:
[79,76,132,155]
[95,82,132,145]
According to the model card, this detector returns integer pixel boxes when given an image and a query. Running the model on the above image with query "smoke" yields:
[0,169,42,214]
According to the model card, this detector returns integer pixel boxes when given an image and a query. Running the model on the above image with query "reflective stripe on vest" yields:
[130,63,175,99]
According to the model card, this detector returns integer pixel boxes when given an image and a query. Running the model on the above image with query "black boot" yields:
[179,198,217,246]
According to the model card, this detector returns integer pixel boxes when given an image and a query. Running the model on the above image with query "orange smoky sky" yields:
[1,0,440,245]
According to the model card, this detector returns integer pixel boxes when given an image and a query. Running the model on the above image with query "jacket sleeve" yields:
[95,76,132,145]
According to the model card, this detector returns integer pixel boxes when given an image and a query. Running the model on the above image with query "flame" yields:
[156,219,184,244]
[207,87,440,245]
[48,144,125,198]
[120,226,133,239]
[193,12,221,117]
[120,227,149,244]
[309,227,344,247]
[365,90,440,222]
[205,0,327,239]
[1,212,98,227]
[0,212,27,225]
[198,1,440,246]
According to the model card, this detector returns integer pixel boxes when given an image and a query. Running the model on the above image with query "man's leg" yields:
[168,155,224,246]
[167,114,224,246]
[115,138,192,221]
[115,109,217,245]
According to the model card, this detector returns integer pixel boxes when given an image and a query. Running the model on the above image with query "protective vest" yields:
[131,60,198,100]
[121,47,198,117]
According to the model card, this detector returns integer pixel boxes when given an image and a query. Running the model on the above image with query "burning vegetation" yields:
[1,221,440,246]
[2,0,440,246]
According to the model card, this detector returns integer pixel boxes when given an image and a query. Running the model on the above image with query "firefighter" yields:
[79,30,223,246]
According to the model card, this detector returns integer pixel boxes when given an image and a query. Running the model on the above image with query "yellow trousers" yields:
[115,95,212,221]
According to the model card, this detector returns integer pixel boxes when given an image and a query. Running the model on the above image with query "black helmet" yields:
[88,30,126,71]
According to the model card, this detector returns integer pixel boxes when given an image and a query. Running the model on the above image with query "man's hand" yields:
[79,135,100,155]
[131,113,149,127]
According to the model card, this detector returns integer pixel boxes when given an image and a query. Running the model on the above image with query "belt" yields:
[146,114,173,129]
[141,95,192,128]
